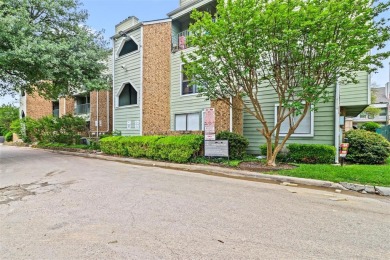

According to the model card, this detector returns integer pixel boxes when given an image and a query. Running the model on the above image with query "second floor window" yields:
[118,39,138,57]
[181,65,198,95]
[119,83,138,106]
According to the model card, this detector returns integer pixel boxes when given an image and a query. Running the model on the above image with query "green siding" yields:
[243,87,336,154]
[340,71,369,107]
[170,48,211,130]
[113,28,142,136]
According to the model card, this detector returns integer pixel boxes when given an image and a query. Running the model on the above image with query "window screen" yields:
[277,106,313,135]
[175,113,200,131]
[119,84,137,106]
[118,39,138,57]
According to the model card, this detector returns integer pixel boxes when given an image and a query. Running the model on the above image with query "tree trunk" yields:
[265,138,276,166]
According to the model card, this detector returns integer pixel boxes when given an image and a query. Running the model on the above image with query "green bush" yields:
[360,122,381,132]
[345,129,390,164]
[287,143,336,164]
[10,117,38,143]
[34,115,87,144]
[152,135,204,163]
[216,131,249,159]
[100,135,204,163]
[260,143,335,163]
[4,131,12,142]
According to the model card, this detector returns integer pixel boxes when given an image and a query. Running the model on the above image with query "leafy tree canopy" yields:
[0,104,19,135]
[183,0,390,166]
[0,0,110,99]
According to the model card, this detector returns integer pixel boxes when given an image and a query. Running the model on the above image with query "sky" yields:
[0,0,389,105]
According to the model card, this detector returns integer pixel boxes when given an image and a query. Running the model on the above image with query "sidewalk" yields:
[41,148,390,196]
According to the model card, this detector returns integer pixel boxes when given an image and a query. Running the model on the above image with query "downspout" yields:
[334,80,340,164]
[139,25,144,136]
[63,99,66,115]
[96,91,99,136]
[112,38,116,131]
[229,96,233,132]
[106,91,110,132]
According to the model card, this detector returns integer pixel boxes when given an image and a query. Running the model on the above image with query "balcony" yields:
[172,30,190,51]
[74,103,90,115]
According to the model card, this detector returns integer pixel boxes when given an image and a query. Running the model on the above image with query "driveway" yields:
[0,145,389,259]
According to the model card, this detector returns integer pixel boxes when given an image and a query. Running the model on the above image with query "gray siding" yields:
[243,87,336,154]
[113,28,142,136]
[170,48,211,130]
[340,71,369,106]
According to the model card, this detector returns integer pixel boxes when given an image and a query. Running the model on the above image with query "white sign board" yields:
[204,140,229,157]
[204,108,216,141]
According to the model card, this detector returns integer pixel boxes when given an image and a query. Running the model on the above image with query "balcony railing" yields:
[172,29,191,51]
[53,109,59,117]
[74,103,90,115]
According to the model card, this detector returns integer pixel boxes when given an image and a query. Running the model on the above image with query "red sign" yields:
[204,108,215,141]
[340,143,349,158]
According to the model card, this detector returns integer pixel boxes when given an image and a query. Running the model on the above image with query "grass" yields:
[276,163,390,187]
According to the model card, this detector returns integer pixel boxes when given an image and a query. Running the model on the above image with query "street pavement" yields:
[0,145,389,259]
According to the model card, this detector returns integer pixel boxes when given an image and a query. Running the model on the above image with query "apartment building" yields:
[112,0,371,157]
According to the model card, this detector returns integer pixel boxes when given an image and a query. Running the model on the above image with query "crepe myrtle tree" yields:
[0,0,110,99]
[182,0,390,166]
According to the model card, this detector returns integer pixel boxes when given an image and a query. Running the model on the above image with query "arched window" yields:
[118,39,138,57]
[119,83,138,106]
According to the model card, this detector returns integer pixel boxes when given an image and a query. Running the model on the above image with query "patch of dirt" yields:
[238,161,296,172]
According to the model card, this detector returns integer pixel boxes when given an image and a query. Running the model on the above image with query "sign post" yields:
[339,143,349,166]
[203,108,229,159]
[204,108,215,141]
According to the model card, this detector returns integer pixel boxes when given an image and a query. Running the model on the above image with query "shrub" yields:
[100,135,204,163]
[4,131,12,142]
[360,122,381,132]
[216,131,249,159]
[152,135,204,163]
[34,115,87,144]
[10,117,38,143]
[100,136,126,155]
[287,143,336,164]
[345,129,390,164]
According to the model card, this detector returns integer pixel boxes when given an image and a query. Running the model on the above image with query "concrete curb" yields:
[45,149,356,192]
[19,146,388,196]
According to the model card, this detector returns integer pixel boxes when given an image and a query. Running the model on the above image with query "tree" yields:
[183,0,390,166]
[0,0,109,99]
[0,104,19,135]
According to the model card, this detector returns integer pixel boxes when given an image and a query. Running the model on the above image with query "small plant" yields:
[360,122,381,132]
[216,131,249,159]
[345,129,390,164]
[4,131,12,142]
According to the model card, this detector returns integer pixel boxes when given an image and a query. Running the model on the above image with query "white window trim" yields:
[180,63,199,96]
[115,82,139,108]
[115,36,140,59]
[274,104,314,137]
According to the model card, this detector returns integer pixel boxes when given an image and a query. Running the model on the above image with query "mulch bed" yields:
[238,161,296,172]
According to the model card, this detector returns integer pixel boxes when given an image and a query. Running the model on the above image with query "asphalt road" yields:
[1,145,389,259]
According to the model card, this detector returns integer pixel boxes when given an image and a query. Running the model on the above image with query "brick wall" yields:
[232,97,243,135]
[59,97,75,117]
[210,97,244,135]
[210,99,230,133]
[142,21,172,135]
[25,93,52,119]
[90,90,112,134]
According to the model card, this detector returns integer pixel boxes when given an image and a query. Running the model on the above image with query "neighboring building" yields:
[19,56,113,136]
[348,85,390,128]
[113,0,370,160]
